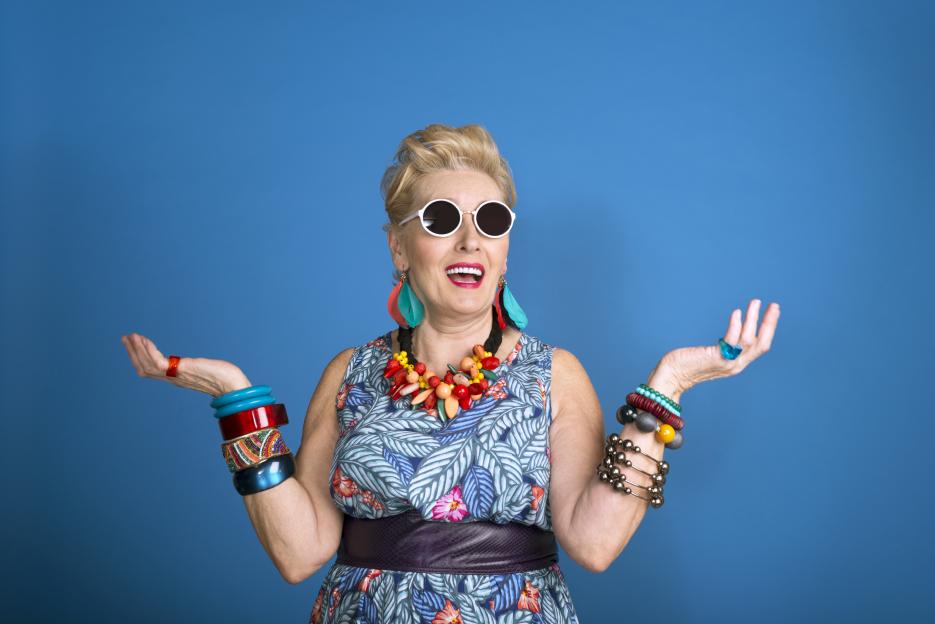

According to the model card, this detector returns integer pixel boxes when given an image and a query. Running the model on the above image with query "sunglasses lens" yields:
[475,202,513,237]
[422,200,461,235]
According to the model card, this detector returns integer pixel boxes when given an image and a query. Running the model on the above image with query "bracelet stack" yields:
[597,383,681,509]
[213,385,295,496]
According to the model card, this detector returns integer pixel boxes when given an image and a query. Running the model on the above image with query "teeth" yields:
[446,267,483,277]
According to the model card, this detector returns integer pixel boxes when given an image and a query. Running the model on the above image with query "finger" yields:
[756,302,781,352]
[740,299,762,346]
[123,334,147,377]
[724,308,742,345]
[139,335,168,372]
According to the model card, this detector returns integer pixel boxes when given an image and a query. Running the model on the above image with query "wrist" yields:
[646,360,687,404]
[218,373,253,396]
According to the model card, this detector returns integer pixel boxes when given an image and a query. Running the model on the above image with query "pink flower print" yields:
[331,467,358,498]
[335,382,352,409]
[432,599,463,624]
[359,569,382,592]
[431,484,470,522]
[484,378,508,400]
[328,587,341,617]
[517,579,541,613]
[530,485,545,510]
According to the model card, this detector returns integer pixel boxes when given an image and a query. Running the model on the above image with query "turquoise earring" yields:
[397,271,424,327]
[498,276,528,330]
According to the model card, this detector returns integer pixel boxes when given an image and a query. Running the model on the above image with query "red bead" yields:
[444,371,455,385]
[393,368,408,385]
[468,383,483,396]
[459,396,471,410]
[414,362,426,375]
[453,385,469,400]
[384,359,401,377]
[428,376,441,388]
[482,356,499,370]
[424,393,437,410]
[479,379,489,391]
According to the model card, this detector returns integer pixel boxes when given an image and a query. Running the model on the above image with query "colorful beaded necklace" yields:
[384,307,504,422]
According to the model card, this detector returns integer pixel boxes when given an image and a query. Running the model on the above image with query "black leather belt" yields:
[336,510,559,574]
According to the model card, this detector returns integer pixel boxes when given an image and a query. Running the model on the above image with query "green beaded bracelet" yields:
[638,384,681,413]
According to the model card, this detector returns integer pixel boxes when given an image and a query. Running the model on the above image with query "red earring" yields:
[493,276,507,330]
[387,271,409,327]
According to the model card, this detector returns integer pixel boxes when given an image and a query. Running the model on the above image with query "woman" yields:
[121,123,780,623]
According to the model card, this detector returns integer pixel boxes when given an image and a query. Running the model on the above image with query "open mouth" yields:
[445,263,484,288]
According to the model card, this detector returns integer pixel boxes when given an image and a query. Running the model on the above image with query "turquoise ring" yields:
[718,338,743,360]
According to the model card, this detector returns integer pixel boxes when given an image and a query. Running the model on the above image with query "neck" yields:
[411,309,492,372]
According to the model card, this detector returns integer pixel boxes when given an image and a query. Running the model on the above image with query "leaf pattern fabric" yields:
[313,330,579,624]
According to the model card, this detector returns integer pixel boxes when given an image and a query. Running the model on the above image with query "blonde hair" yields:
[381,123,517,230]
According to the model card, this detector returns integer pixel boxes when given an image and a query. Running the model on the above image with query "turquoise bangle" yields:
[211,385,272,409]
[636,386,681,415]
[233,453,295,496]
[214,395,277,418]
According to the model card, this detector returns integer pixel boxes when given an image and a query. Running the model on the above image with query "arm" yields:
[239,348,354,584]
[547,348,684,573]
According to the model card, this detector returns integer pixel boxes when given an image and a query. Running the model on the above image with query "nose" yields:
[454,210,482,251]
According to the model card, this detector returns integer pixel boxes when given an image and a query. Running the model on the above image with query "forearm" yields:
[242,477,324,583]
[570,367,684,571]
[220,375,325,583]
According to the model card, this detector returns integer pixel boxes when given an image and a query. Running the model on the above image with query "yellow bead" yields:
[485,351,492,357]
[400,351,407,357]
[656,424,676,444]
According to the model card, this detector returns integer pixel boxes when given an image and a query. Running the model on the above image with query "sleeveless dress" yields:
[310,330,580,624]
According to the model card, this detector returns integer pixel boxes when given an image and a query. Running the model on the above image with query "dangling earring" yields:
[388,270,424,328]
[497,275,528,330]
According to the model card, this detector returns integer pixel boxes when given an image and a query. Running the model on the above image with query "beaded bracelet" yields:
[218,402,289,441]
[617,403,684,450]
[637,383,681,414]
[221,427,292,473]
[596,433,668,508]
[233,453,296,496]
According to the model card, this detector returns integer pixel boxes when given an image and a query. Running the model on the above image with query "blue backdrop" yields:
[3,1,933,622]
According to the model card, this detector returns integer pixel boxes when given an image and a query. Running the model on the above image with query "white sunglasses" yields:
[398,198,516,239]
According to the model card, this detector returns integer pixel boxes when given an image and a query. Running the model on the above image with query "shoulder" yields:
[548,346,598,422]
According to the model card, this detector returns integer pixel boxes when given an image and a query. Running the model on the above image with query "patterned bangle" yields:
[616,403,684,450]
[637,384,681,414]
[221,427,291,473]
[626,393,684,430]
[218,403,289,441]
[233,453,296,496]
[596,433,668,508]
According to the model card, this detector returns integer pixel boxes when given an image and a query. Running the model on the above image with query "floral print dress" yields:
[310,330,580,624]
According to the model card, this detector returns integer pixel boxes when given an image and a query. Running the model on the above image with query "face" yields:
[388,169,510,322]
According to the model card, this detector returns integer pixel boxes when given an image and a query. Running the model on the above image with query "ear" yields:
[387,226,408,272]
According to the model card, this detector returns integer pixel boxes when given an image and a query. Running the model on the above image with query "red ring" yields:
[218,403,289,441]
[166,356,181,377]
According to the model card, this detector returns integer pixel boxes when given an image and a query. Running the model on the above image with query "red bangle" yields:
[218,403,289,441]
[166,356,181,377]
[626,392,684,430]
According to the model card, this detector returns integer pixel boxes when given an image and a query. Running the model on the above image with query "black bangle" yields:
[233,453,296,496]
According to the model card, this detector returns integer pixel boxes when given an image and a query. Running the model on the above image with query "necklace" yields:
[384,307,504,422]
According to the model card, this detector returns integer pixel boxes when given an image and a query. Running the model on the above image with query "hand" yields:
[120,332,251,398]
[660,298,781,394]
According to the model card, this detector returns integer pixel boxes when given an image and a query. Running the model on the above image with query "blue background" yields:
[3,1,933,622]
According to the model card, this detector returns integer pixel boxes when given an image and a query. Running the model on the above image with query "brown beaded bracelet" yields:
[595,433,668,509]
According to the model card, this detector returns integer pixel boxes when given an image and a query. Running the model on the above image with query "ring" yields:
[167,355,181,377]
[718,338,742,361]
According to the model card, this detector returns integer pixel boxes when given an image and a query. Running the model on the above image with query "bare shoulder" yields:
[549,346,599,423]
